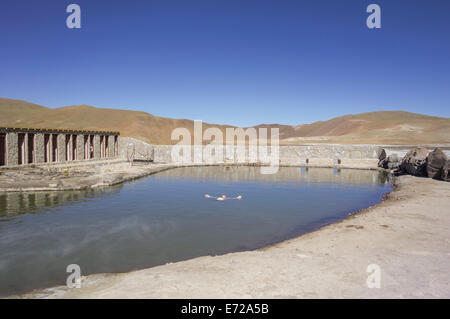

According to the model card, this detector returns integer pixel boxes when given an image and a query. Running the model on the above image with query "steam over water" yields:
[0,166,392,296]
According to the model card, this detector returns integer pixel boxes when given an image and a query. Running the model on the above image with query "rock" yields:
[388,154,399,163]
[387,162,400,170]
[378,153,400,170]
[377,148,387,168]
[400,147,429,176]
[377,148,387,161]
[442,160,450,182]
[426,148,448,179]
[386,154,400,170]
[4,172,18,177]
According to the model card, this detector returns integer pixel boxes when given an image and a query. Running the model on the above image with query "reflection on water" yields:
[155,166,391,185]
[0,186,122,223]
[0,167,392,296]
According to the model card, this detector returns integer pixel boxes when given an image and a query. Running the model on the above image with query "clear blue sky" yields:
[1,0,449,126]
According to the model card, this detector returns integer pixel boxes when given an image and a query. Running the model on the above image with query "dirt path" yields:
[15,175,450,299]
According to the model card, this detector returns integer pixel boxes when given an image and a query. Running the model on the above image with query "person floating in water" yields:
[204,194,242,200]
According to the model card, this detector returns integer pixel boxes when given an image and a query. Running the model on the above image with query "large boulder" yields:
[400,147,429,176]
[442,160,450,182]
[377,148,387,168]
[386,154,400,170]
[378,153,400,170]
[389,153,399,162]
[377,148,387,161]
[426,148,448,179]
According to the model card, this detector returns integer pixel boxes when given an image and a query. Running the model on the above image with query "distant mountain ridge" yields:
[1,98,449,145]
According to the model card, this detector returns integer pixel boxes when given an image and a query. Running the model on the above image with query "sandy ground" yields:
[14,174,450,299]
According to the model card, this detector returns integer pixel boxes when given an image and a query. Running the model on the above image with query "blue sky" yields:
[1,0,449,126]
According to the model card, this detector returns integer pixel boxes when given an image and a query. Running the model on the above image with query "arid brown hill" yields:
[284,111,450,144]
[0,98,233,145]
[1,98,449,145]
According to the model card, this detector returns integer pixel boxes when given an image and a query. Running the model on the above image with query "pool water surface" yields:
[0,166,392,296]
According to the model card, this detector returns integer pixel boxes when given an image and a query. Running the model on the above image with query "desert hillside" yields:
[0,98,233,145]
[284,111,450,144]
[1,98,449,145]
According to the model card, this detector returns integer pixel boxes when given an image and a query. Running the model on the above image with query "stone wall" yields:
[49,134,55,162]
[5,130,446,169]
[118,137,155,161]
[117,137,450,168]
[94,135,101,159]
[118,137,382,167]
[0,128,119,168]
[6,132,18,166]
[35,133,45,163]
[57,134,65,163]
[77,135,84,160]
[108,135,115,157]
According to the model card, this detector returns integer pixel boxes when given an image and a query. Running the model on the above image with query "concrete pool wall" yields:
[3,131,448,170]
[118,137,450,168]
